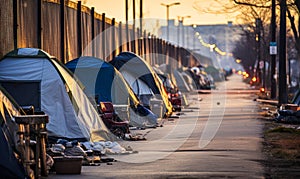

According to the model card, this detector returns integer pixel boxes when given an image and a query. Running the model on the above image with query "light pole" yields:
[178,15,191,47]
[161,2,180,41]
[192,24,197,50]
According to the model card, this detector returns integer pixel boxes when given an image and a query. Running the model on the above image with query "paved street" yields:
[49,74,264,178]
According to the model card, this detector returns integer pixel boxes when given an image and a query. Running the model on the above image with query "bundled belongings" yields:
[274,110,300,124]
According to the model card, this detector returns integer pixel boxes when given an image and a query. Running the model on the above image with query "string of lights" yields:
[195,32,232,57]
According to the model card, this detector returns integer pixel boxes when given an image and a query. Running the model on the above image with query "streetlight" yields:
[192,24,197,50]
[161,2,180,41]
[177,15,191,47]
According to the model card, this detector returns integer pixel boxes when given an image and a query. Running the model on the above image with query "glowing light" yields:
[252,77,257,82]
[236,59,242,64]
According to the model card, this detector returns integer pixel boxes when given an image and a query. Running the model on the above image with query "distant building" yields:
[159,21,243,70]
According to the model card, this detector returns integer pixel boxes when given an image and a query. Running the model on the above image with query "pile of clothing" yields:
[274,110,300,124]
[47,139,135,167]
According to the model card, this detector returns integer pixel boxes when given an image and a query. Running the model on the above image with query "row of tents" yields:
[0,48,225,141]
[0,48,224,177]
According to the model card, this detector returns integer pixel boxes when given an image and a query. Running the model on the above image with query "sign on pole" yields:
[270,42,277,55]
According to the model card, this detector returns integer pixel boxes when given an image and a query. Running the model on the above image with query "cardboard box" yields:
[53,156,83,174]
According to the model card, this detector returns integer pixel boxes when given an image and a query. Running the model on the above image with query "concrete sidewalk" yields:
[48,74,265,178]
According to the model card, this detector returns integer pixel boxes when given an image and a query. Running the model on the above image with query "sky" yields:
[83,0,238,26]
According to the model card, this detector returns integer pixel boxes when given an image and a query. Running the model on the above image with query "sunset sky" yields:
[83,0,238,26]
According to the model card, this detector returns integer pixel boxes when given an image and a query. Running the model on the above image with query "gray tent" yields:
[173,70,191,93]
[0,48,110,141]
[0,86,25,178]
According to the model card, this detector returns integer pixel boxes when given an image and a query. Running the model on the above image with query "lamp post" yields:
[178,15,191,47]
[161,2,180,41]
[192,24,197,50]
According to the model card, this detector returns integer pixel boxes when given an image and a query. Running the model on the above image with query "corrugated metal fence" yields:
[0,0,200,67]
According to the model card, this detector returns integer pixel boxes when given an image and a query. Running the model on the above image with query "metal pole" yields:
[37,0,42,49]
[143,30,147,56]
[125,0,128,22]
[125,0,129,51]
[278,0,288,105]
[182,22,185,47]
[177,19,181,46]
[91,7,95,56]
[166,5,169,41]
[60,0,65,63]
[101,13,106,59]
[77,1,82,57]
[161,2,180,41]
[270,0,277,99]
[140,0,143,36]
[112,18,116,58]
[133,0,136,53]
[133,0,136,25]
[13,0,18,50]
[119,22,123,53]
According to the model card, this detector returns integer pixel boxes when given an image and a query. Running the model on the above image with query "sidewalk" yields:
[48,74,266,178]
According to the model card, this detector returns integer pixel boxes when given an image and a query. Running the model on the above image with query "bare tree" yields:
[194,0,299,70]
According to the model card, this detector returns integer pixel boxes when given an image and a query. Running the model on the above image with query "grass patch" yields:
[264,126,300,160]
[266,126,300,134]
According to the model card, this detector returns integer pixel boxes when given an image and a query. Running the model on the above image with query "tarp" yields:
[65,56,157,127]
[0,87,25,178]
[110,52,173,117]
[0,48,111,141]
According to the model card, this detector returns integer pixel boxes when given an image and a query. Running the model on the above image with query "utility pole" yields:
[178,15,191,47]
[270,0,277,99]
[278,0,288,105]
[161,2,180,41]
[255,18,262,86]
[140,0,143,36]
[125,0,129,51]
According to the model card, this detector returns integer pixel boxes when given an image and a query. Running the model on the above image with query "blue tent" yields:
[66,56,157,127]
[110,52,173,117]
[66,56,139,105]
[110,52,160,94]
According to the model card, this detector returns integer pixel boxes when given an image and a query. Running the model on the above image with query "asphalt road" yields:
[49,74,264,178]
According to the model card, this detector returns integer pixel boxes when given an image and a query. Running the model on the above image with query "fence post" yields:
[137,27,140,55]
[143,30,147,57]
[13,0,18,49]
[131,25,136,53]
[111,18,116,58]
[60,0,65,63]
[118,22,123,53]
[101,13,106,59]
[91,7,95,56]
[77,1,82,57]
[37,0,42,49]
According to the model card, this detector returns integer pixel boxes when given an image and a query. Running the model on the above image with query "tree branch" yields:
[287,7,299,41]
[233,0,271,8]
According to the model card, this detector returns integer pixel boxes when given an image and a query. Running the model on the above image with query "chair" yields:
[98,102,129,139]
